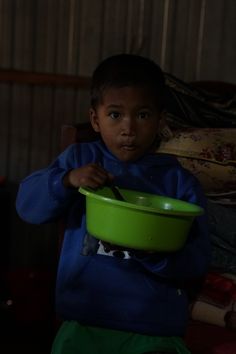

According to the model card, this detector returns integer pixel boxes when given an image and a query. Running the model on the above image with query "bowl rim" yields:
[79,186,204,217]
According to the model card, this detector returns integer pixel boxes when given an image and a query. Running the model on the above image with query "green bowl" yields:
[79,186,204,252]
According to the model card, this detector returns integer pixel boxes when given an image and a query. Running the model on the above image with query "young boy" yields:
[16,54,211,354]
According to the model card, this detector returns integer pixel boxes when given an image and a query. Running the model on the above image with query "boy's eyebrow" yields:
[106,104,153,110]
[105,104,123,109]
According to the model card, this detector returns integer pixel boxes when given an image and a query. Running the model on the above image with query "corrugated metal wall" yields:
[0,0,236,267]
[2,0,236,79]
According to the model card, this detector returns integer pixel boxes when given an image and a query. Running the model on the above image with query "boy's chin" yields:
[111,144,157,162]
[112,150,144,162]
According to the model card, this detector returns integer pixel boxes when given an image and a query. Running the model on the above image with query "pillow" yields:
[157,128,236,195]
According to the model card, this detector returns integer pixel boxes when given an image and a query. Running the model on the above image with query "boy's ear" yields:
[158,111,173,140]
[89,108,100,132]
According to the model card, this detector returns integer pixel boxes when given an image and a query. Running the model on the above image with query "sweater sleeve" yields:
[132,180,211,281]
[16,144,81,224]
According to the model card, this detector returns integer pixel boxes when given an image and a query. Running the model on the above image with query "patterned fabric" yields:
[157,128,236,197]
[207,200,236,274]
[164,73,236,128]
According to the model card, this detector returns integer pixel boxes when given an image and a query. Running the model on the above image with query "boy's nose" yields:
[121,117,136,136]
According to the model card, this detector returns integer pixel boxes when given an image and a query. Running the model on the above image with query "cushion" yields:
[157,128,236,195]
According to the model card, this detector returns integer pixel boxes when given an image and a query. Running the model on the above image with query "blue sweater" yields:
[16,140,211,336]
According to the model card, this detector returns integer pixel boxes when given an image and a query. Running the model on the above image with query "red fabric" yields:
[201,272,236,306]
[185,321,236,354]
[213,342,236,354]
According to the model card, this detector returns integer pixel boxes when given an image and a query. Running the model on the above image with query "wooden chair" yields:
[60,122,99,151]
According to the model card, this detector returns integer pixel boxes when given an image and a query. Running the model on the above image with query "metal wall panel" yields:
[0,0,235,79]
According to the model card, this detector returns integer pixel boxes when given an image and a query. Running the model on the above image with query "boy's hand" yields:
[63,163,113,189]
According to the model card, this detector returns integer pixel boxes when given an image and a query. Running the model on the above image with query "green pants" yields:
[51,321,191,354]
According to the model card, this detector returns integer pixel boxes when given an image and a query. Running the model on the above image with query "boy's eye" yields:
[138,111,151,120]
[109,111,121,119]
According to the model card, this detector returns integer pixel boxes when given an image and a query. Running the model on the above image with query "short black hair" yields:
[90,54,166,111]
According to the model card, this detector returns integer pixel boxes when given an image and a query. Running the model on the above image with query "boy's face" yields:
[90,86,162,162]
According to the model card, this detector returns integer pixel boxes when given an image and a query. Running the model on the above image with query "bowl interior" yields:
[79,186,203,217]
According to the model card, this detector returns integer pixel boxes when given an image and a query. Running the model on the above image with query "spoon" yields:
[109,184,126,201]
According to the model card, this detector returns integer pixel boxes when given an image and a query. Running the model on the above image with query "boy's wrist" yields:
[63,170,78,189]
[49,168,77,200]
[63,171,73,188]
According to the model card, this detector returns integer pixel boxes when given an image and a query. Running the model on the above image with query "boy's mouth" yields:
[121,144,136,151]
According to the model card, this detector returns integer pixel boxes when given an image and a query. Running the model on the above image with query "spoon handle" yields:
[110,184,125,201]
